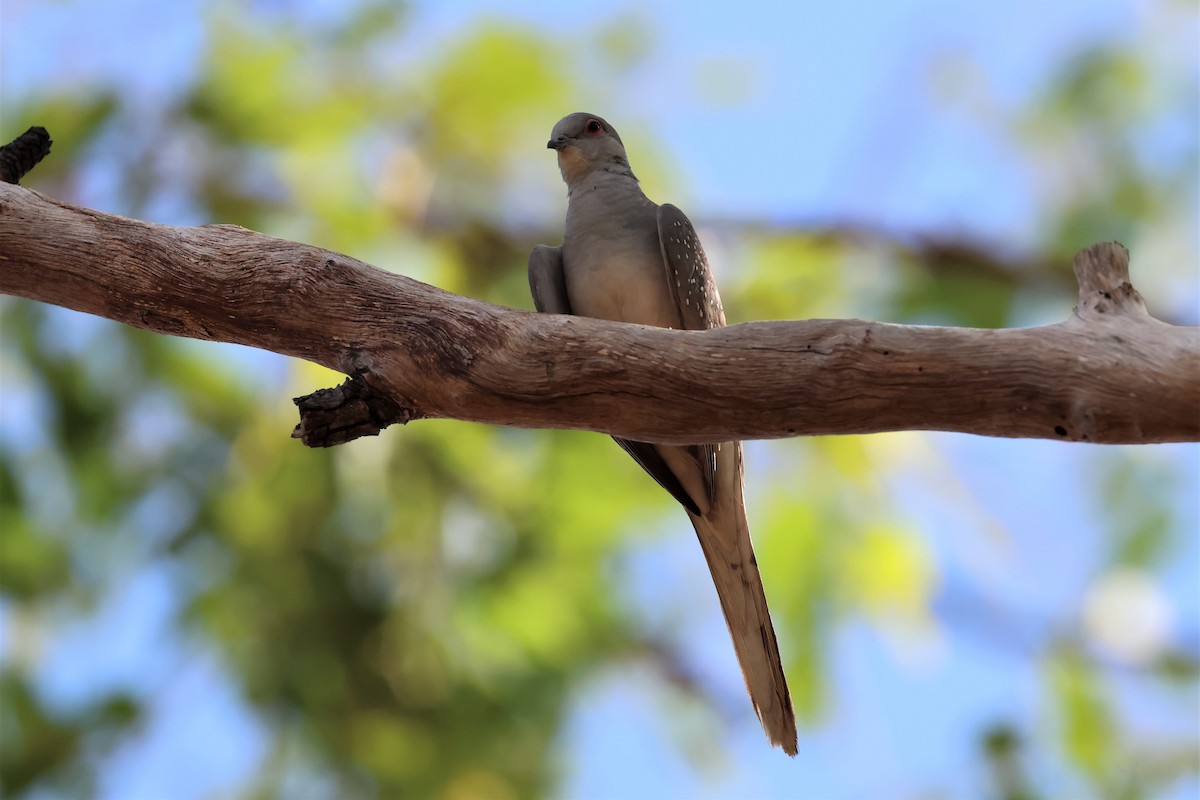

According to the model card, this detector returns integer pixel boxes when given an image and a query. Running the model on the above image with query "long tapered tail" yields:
[688,447,797,755]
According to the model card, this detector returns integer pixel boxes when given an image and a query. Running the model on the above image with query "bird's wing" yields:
[528,244,573,315]
[657,203,723,504]
[657,203,727,331]
[657,208,797,753]
[528,244,701,515]
[611,439,701,516]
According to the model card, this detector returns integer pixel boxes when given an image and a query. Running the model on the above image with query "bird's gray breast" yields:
[561,184,680,329]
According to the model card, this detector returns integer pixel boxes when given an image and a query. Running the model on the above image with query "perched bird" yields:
[528,112,797,755]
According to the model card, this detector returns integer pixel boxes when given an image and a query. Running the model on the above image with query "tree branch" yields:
[1,181,1196,445]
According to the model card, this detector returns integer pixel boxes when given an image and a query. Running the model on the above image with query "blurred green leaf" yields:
[1047,645,1119,783]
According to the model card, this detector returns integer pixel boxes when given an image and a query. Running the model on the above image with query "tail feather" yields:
[688,444,797,755]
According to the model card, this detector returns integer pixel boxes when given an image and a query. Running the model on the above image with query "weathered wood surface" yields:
[1,182,1197,445]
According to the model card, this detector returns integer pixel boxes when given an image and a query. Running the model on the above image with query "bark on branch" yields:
[1,181,1197,445]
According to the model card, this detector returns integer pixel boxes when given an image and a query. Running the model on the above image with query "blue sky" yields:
[407,0,1163,232]
[2,0,1197,798]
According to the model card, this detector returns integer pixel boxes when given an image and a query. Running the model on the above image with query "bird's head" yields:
[547,112,633,185]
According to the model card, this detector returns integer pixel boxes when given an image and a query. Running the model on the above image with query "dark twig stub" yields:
[292,373,416,447]
[0,127,53,185]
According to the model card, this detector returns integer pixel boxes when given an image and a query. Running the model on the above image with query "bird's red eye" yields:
[585,119,604,135]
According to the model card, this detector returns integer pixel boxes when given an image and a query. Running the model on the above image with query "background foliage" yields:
[1,1,1197,798]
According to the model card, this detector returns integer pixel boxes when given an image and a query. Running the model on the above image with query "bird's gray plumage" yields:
[529,112,797,755]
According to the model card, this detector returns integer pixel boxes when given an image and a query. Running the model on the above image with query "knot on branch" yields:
[292,373,417,447]
[1073,242,1148,320]
[0,127,53,185]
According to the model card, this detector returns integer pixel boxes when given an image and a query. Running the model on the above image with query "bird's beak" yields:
[547,135,571,151]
